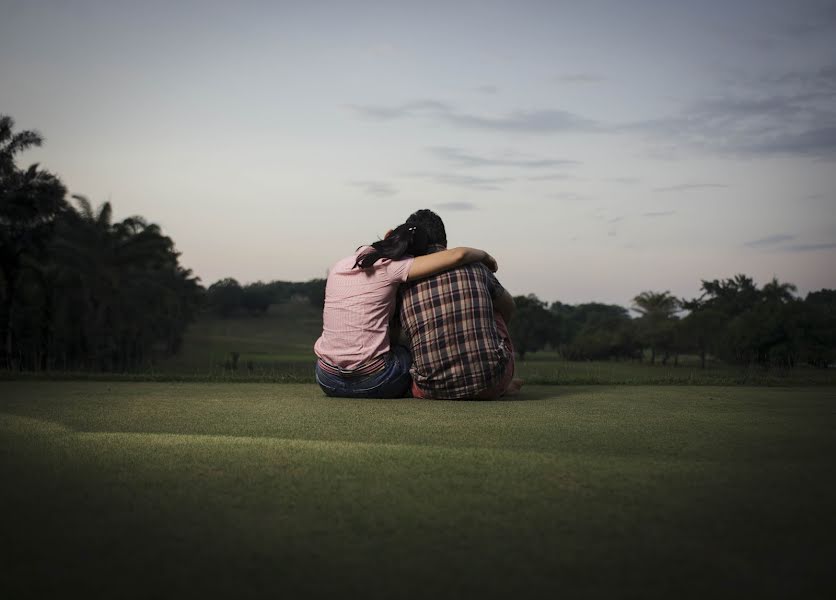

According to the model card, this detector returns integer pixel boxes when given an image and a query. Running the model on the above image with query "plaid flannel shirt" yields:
[398,258,511,399]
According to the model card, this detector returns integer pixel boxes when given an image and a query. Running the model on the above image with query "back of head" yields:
[405,209,447,247]
[354,222,430,269]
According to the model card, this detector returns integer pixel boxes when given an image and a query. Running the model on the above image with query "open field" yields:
[4,304,834,385]
[5,303,815,386]
[2,382,834,598]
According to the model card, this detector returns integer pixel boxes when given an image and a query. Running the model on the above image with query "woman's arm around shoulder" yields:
[406,247,497,281]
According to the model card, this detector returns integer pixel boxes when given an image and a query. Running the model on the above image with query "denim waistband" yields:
[316,355,387,377]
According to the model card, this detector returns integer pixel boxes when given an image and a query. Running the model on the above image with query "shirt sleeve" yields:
[488,273,502,298]
[388,256,415,283]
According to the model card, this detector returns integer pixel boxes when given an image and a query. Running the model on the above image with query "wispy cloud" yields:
[556,73,606,84]
[529,173,580,181]
[352,63,836,158]
[630,64,836,159]
[351,181,397,197]
[642,210,677,217]
[349,100,452,121]
[411,172,513,191]
[742,126,836,157]
[350,100,600,133]
[653,183,729,192]
[434,201,477,211]
[743,234,836,252]
[785,242,836,252]
[430,146,578,169]
[473,84,499,94]
[444,108,600,133]
[744,234,797,248]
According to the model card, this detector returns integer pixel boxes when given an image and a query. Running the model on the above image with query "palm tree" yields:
[632,291,680,364]
[0,115,43,175]
[0,115,67,368]
[51,195,202,370]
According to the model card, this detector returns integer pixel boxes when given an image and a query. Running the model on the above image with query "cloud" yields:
[653,183,729,192]
[351,65,836,158]
[742,126,836,157]
[444,108,600,133]
[785,242,836,252]
[642,210,677,217]
[529,173,580,181]
[349,100,452,121]
[630,64,836,159]
[429,146,578,169]
[351,100,600,133]
[434,201,477,211]
[351,181,397,197]
[744,234,797,248]
[743,234,836,252]
[473,85,499,94]
[556,73,606,84]
[411,172,513,191]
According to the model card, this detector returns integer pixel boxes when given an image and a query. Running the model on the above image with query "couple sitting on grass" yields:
[314,209,523,400]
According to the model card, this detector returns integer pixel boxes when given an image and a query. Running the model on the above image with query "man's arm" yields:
[492,286,515,323]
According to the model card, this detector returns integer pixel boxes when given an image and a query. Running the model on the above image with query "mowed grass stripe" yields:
[1,383,834,598]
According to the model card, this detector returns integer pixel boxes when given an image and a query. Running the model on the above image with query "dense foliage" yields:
[1,116,202,371]
[511,276,836,368]
[205,278,325,317]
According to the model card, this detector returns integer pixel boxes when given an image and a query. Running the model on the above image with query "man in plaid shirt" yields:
[398,210,521,399]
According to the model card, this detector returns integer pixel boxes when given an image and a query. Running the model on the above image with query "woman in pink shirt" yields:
[314,222,496,398]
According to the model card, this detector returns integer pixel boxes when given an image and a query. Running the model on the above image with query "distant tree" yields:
[551,301,638,361]
[241,282,273,315]
[679,297,724,369]
[43,195,202,370]
[799,289,836,367]
[295,278,326,308]
[509,294,559,360]
[0,115,68,368]
[687,275,804,367]
[207,278,244,317]
[631,291,679,364]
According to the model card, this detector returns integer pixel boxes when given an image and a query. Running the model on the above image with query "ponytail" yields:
[354,223,429,269]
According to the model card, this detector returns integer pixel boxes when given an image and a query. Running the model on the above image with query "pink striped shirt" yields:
[314,248,414,371]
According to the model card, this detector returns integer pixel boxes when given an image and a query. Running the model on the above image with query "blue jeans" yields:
[315,345,413,398]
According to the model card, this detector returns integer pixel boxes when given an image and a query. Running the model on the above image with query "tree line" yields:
[3,114,834,372]
[509,277,836,368]
[0,115,324,372]
[1,115,204,371]
[205,278,325,317]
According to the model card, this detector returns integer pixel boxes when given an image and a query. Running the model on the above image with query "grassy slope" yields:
[1,382,834,598]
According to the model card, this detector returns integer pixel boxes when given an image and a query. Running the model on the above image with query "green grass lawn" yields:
[1,382,834,598]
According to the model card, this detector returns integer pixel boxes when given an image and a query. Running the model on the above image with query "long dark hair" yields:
[354,223,429,269]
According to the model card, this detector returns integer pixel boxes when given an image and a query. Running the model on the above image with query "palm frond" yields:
[71,194,95,221]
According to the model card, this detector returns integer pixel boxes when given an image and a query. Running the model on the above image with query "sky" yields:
[2,0,835,306]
